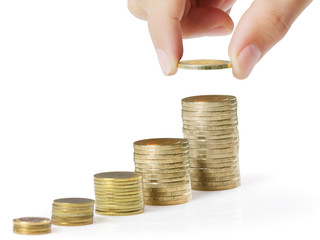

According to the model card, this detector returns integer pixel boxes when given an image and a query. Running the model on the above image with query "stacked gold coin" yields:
[13,217,51,235]
[182,95,240,191]
[94,172,144,216]
[51,198,95,226]
[134,138,192,206]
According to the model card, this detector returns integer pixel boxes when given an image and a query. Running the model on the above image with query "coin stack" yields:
[181,95,240,191]
[134,138,192,206]
[51,198,95,226]
[94,172,144,216]
[13,217,51,235]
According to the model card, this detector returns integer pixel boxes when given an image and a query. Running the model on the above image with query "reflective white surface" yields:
[1,1,319,239]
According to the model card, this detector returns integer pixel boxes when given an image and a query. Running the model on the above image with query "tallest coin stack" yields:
[182,95,241,191]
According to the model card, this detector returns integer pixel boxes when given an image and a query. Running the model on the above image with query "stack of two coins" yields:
[51,198,95,226]
[182,95,241,191]
[13,217,51,235]
[134,138,192,205]
[94,172,144,216]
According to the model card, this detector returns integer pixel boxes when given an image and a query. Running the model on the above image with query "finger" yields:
[181,7,234,38]
[128,0,147,20]
[197,0,236,12]
[148,0,186,75]
[229,0,312,79]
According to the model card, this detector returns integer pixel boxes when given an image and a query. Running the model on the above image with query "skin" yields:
[128,0,312,79]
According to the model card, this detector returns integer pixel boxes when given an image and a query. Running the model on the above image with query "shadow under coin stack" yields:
[13,217,51,235]
[181,95,241,191]
[94,172,144,216]
[51,198,95,226]
[134,138,192,205]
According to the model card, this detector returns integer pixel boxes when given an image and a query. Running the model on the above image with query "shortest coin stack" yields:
[94,172,144,216]
[13,217,51,235]
[51,198,95,226]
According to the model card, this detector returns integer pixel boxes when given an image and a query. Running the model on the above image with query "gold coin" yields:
[134,156,189,162]
[190,170,240,178]
[192,181,240,191]
[144,195,192,206]
[182,110,237,117]
[183,124,238,132]
[183,128,237,136]
[135,167,189,174]
[96,209,144,216]
[53,198,95,207]
[143,183,191,192]
[134,148,189,155]
[143,189,190,197]
[189,155,238,162]
[144,192,191,201]
[190,165,239,172]
[134,157,189,164]
[134,152,188,159]
[94,171,142,182]
[13,217,51,235]
[178,59,232,70]
[182,114,237,121]
[182,95,236,103]
[134,161,189,169]
[183,118,238,126]
[191,174,240,182]
[142,175,190,183]
[142,180,190,188]
[190,161,239,168]
[182,105,237,112]
[134,138,188,147]
[189,143,239,151]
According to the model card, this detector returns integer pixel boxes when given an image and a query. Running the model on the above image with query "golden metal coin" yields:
[183,128,237,136]
[178,59,232,70]
[182,113,237,121]
[53,198,95,207]
[13,217,51,235]
[182,95,236,103]
[94,171,142,182]
[145,195,192,206]
[182,118,238,125]
[182,105,237,112]
[182,110,237,117]
[134,138,188,148]
[96,209,144,216]
[192,181,240,191]
[134,148,189,155]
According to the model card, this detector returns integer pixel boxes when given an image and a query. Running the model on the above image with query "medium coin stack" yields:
[134,138,192,206]
[94,172,144,216]
[182,95,241,191]
[13,217,51,235]
[51,198,95,226]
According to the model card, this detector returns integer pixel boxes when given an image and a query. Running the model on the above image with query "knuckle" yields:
[263,9,291,43]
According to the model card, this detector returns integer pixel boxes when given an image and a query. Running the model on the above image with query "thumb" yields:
[148,0,186,76]
[229,0,312,79]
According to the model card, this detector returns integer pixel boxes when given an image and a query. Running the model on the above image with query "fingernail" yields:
[156,49,171,76]
[206,26,232,36]
[236,44,261,79]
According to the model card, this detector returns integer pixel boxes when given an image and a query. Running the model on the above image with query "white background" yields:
[1,1,320,239]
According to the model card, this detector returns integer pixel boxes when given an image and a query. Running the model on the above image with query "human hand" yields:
[128,0,312,79]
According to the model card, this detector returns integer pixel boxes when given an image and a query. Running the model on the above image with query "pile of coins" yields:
[51,198,95,226]
[134,138,192,205]
[13,217,51,235]
[181,95,241,190]
[94,172,144,216]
